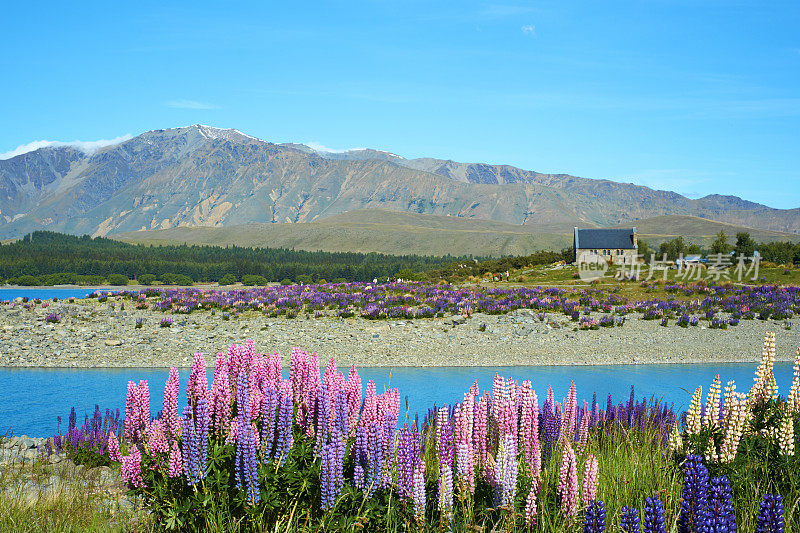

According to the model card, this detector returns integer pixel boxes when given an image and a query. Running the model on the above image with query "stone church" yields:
[573,227,638,265]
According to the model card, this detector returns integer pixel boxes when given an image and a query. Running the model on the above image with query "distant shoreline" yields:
[0,283,234,292]
[1,297,797,369]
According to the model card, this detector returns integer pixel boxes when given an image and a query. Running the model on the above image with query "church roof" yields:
[574,228,636,249]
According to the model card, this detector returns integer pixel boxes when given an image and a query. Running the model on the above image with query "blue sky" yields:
[1,1,798,208]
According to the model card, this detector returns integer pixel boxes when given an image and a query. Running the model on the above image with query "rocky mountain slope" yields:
[1,124,798,239]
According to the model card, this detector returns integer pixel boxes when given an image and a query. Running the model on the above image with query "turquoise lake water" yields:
[0,362,792,437]
[0,287,99,301]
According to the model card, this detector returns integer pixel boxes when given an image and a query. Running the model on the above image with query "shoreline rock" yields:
[1,298,798,368]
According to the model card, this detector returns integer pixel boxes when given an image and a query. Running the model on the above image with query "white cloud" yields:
[166,99,218,109]
[521,24,536,36]
[0,134,133,160]
[305,141,366,154]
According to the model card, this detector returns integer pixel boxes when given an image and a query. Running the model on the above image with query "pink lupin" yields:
[582,454,599,507]
[136,379,150,441]
[525,485,538,527]
[243,339,256,370]
[344,365,362,434]
[187,352,208,407]
[123,381,137,441]
[562,381,578,440]
[469,380,479,401]
[249,354,265,421]
[576,410,590,455]
[107,430,122,462]
[162,367,179,438]
[519,380,539,468]
[361,380,378,428]
[210,354,231,435]
[120,447,144,488]
[147,419,169,454]
[168,439,182,478]
[265,351,282,391]
[530,429,542,477]
[227,343,242,394]
[323,358,342,430]
[377,387,400,428]
[557,442,579,517]
[475,392,490,480]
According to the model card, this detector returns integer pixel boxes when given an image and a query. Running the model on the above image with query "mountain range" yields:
[1,124,799,251]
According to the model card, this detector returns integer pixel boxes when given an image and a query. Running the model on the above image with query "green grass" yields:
[0,457,152,532]
[503,263,800,301]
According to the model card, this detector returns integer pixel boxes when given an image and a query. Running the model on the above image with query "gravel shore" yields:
[2,298,798,368]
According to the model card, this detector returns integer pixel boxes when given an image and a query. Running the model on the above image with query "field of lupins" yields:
[49,332,800,532]
[99,280,800,330]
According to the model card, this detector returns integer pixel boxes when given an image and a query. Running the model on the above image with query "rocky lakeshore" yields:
[1,297,798,368]
[0,436,131,510]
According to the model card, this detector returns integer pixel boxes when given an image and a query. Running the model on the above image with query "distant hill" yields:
[1,124,799,241]
[116,209,573,257]
[613,215,800,247]
[117,210,800,257]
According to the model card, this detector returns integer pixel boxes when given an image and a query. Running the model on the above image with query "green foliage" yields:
[295,274,313,285]
[160,273,194,286]
[734,232,757,259]
[637,239,651,262]
[0,231,458,284]
[12,274,38,286]
[758,240,797,265]
[138,274,157,285]
[0,460,151,532]
[7,273,107,286]
[241,274,268,286]
[107,273,129,286]
[395,268,423,281]
[137,432,417,532]
[710,230,733,256]
[280,278,293,286]
[658,236,692,260]
[429,249,571,281]
[218,273,238,285]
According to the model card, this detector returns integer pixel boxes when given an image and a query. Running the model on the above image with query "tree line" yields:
[637,231,800,264]
[0,231,464,285]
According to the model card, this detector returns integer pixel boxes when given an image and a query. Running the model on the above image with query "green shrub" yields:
[13,274,39,286]
[159,273,178,285]
[295,274,313,285]
[242,274,268,286]
[138,274,157,285]
[174,274,193,286]
[107,273,129,286]
[160,273,194,286]
[280,278,293,286]
[218,273,238,286]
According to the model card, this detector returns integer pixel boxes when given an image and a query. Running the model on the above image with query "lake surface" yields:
[0,287,101,301]
[0,362,792,437]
